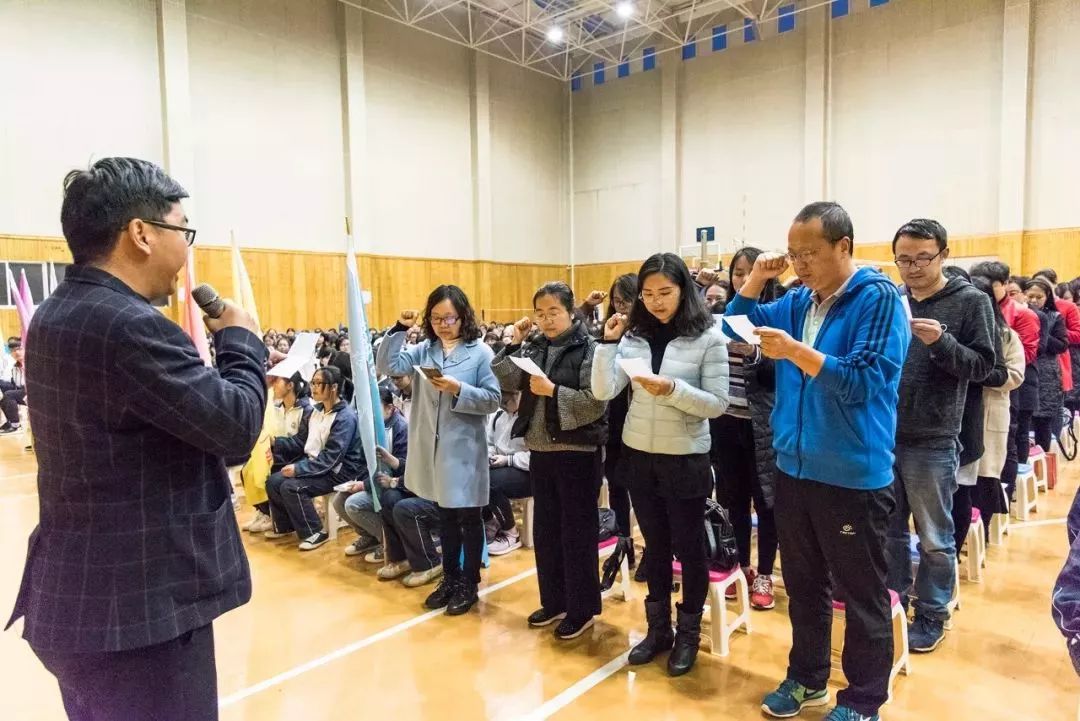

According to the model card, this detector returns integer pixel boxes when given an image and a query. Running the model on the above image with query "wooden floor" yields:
[2,432,1078,720]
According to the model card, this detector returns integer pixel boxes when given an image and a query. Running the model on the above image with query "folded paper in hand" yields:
[509,355,547,377]
[900,294,913,320]
[268,332,318,382]
[724,315,761,345]
[616,357,652,379]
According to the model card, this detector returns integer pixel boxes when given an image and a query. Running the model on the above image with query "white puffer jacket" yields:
[592,325,730,455]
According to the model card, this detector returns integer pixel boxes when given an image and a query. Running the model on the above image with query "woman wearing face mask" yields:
[243,371,313,534]
[593,252,730,677]
[265,366,362,551]
[377,286,501,617]
[493,282,609,639]
[1025,278,1068,454]
[711,247,781,611]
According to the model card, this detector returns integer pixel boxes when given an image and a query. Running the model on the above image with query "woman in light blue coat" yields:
[377,285,501,617]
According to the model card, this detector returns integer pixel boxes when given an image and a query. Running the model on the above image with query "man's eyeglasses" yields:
[894,250,944,269]
[785,249,820,265]
[431,315,460,327]
[142,219,197,247]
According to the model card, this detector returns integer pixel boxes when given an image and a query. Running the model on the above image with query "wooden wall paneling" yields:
[1022,229,1080,282]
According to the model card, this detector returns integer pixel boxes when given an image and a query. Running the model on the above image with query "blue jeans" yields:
[886,443,958,620]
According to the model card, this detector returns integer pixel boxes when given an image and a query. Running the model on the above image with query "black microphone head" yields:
[192,284,226,319]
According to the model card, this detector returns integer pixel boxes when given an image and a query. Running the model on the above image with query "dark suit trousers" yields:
[531,450,603,619]
[266,471,339,538]
[33,624,217,721]
[0,380,24,424]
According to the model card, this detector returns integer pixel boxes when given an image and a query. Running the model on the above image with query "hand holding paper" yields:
[724,315,761,345]
[616,357,653,379]
[509,355,547,377]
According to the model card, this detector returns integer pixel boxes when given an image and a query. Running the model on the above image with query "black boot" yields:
[628,598,674,665]
[424,572,459,610]
[634,547,648,583]
[626,538,637,570]
[667,603,703,676]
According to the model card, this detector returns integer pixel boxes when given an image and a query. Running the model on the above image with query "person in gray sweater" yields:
[887,219,996,655]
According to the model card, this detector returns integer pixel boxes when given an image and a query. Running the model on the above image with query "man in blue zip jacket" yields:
[726,202,910,721]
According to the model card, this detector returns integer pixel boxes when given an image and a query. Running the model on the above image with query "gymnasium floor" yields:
[2,432,1077,721]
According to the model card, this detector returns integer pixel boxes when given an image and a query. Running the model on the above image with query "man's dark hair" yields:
[628,253,713,340]
[5,337,19,350]
[969,260,1010,285]
[60,157,189,265]
[422,285,482,342]
[379,385,394,408]
[793,201,854,249]
[532,281,575,314]
[942,265,969,282]
[1034,268,1058,284]
[892,218,948,253]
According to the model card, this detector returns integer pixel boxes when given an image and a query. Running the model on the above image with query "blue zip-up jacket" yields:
[726,266,910,490]
[272,400,363,481]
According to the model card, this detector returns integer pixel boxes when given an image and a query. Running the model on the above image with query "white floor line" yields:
[218,565,538,708]
[1010,517,1067,529]
[516,651,630,721]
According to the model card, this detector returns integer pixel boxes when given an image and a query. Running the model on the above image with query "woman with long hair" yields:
[377,285,501,616]
[712,246,780,610]
[1025,278,1068,453]
[593,253,729,677]
[493,281,608,639]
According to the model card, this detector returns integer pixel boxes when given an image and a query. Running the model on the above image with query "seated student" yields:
[244,371,313,533]
[484,390,531,556]
[0,343,26,435]
[335,387,410,558]
[265,366,362,550]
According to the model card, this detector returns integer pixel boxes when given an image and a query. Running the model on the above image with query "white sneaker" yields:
[489,528,522,556]
[377,560,411,580]
[263,529,292,540]
[364,547,386,564]
[298,532,330,551]
[402,564,443,587]
[247,512,273,534]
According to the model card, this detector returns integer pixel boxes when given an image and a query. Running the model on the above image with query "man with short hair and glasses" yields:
[6,157,265,721]
[728,202,910,721]
[887,219,996,654]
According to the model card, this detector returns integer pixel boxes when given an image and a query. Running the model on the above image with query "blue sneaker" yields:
[824,707,879,721]
[909,613,945,653]
[761,678,830,718]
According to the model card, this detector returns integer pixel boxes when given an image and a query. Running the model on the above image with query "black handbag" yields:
[703,498,740,572]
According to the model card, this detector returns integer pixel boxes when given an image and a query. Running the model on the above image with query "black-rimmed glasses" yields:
[894,250,944,269]
[142,219,197,247]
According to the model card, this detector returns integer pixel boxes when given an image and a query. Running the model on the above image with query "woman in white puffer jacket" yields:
[592,252,729,678]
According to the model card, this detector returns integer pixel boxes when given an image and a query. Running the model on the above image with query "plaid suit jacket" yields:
[5,265,267,653]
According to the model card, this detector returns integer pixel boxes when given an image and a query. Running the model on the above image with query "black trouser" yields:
[713,415,778,576]
[484,466,531,531]
[775,470,894,717]
[1,386,25,424]
[1001,405,1029,500]
[974,475,1008,542]
[952,485,973,554]
[531,450,603,619]
[33,624,218,721]
[265,471,339,539]
[604,447,633,537]
[1033,414,1055,455]
[438,505,484,584]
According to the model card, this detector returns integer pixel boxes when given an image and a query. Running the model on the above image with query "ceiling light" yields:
[546,26,564,43]
[616,1,634,18]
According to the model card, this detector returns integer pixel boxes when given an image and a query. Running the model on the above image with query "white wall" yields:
[1027,0,1080,230]
[571,71,663,264]
[0,0,164,237]
[186,0,347,251]
[0,0,568,262]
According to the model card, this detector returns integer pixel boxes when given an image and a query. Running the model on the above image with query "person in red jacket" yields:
[1036,269,1079,393]
[970,261,1041,500]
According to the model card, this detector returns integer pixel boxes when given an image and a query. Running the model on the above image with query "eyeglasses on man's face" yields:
[785,249,820,265]
[142,219,197,247]
[894,250,944,270]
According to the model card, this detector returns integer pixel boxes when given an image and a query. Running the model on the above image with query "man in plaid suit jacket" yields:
[5,158,267,721]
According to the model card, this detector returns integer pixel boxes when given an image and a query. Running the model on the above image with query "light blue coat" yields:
[376,331,501,507]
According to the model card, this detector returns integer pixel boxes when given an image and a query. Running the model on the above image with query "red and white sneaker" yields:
[751,573,775,610]
[729,567,754,600]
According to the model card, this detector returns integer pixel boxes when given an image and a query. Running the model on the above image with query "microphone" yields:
[192,284,226,319]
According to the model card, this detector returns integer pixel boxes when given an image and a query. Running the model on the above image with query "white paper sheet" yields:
[268,332,319,380]
[724,315,761,345]
[900,294,913,320]
[509,355,547,377]
[617,357,653,379]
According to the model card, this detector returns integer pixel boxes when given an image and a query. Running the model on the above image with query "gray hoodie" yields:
[896,276,997,446]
